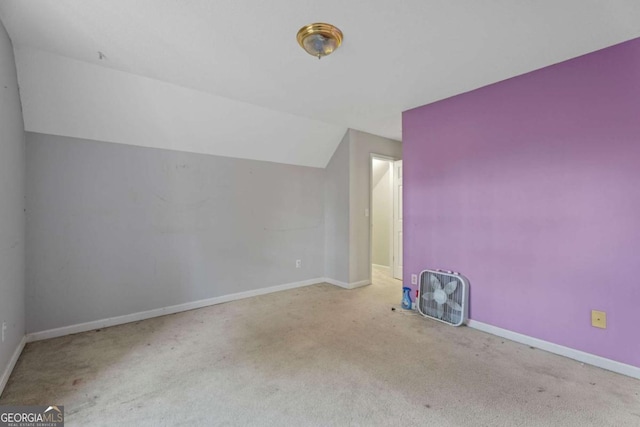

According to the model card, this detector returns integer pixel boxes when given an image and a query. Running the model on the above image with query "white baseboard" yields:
[0,336,26,397]
[467,320,640,380]
[349,279,371,289]
[27,277,325,343]
[324,278,371,289]
[372,264,390,271]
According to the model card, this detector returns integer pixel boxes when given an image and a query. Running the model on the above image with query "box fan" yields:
[418,269,469,326]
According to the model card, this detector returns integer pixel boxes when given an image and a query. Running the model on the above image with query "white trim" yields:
[1,335,27,396]
[371,264,390,271]
[467,320,640,380]
[369,154,398,290]
[349,279,371,289]
[392,159,403,281]
[323,278,349,288]
[27,278,324,343]
[324,278,370,290]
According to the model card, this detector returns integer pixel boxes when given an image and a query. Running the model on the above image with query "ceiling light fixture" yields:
[296,23,343,59]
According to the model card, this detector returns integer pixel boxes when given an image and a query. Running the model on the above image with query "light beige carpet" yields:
[2,267,639,426]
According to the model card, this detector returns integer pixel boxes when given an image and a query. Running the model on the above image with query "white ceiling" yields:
[1,0,639,166]
[13,48,347,167]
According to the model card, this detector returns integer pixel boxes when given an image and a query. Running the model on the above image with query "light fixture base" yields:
[297,23,343,59]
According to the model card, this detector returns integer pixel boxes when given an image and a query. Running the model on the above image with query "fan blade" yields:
[446,299,462,311]
[430,275,442,291]
[422,293,435,301]
[444,280,458,295]
[436,304,444,319]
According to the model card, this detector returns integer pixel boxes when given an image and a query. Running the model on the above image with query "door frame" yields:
[392,159,403,281]
[369,153,398,283]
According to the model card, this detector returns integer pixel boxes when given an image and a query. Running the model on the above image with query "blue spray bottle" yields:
[402,287,412,310]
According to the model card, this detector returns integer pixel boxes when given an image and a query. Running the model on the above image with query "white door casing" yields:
[393,160,403,280]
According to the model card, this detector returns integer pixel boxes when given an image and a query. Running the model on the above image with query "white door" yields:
[392,160,403,280]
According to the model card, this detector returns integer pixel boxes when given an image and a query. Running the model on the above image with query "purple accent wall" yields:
[403,38,640,367]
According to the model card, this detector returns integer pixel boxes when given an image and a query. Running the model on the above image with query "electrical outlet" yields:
[591,310,606,329]
[296,259,302,268]
[411,274,418,285]
[1,322,6,342]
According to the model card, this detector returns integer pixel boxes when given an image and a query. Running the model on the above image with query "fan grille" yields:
[418,270,468,326]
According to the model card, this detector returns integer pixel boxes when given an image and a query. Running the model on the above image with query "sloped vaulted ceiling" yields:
[1,0,639,167]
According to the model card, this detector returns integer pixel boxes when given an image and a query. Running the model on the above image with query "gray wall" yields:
[349,130,402,283]
[371,160,391,267]
[26,133,325,332]
[0,21,26,377]
[25,129,401,332]
[324,132,350,284]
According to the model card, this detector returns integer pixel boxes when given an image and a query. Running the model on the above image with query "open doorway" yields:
[370,155,402,283]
